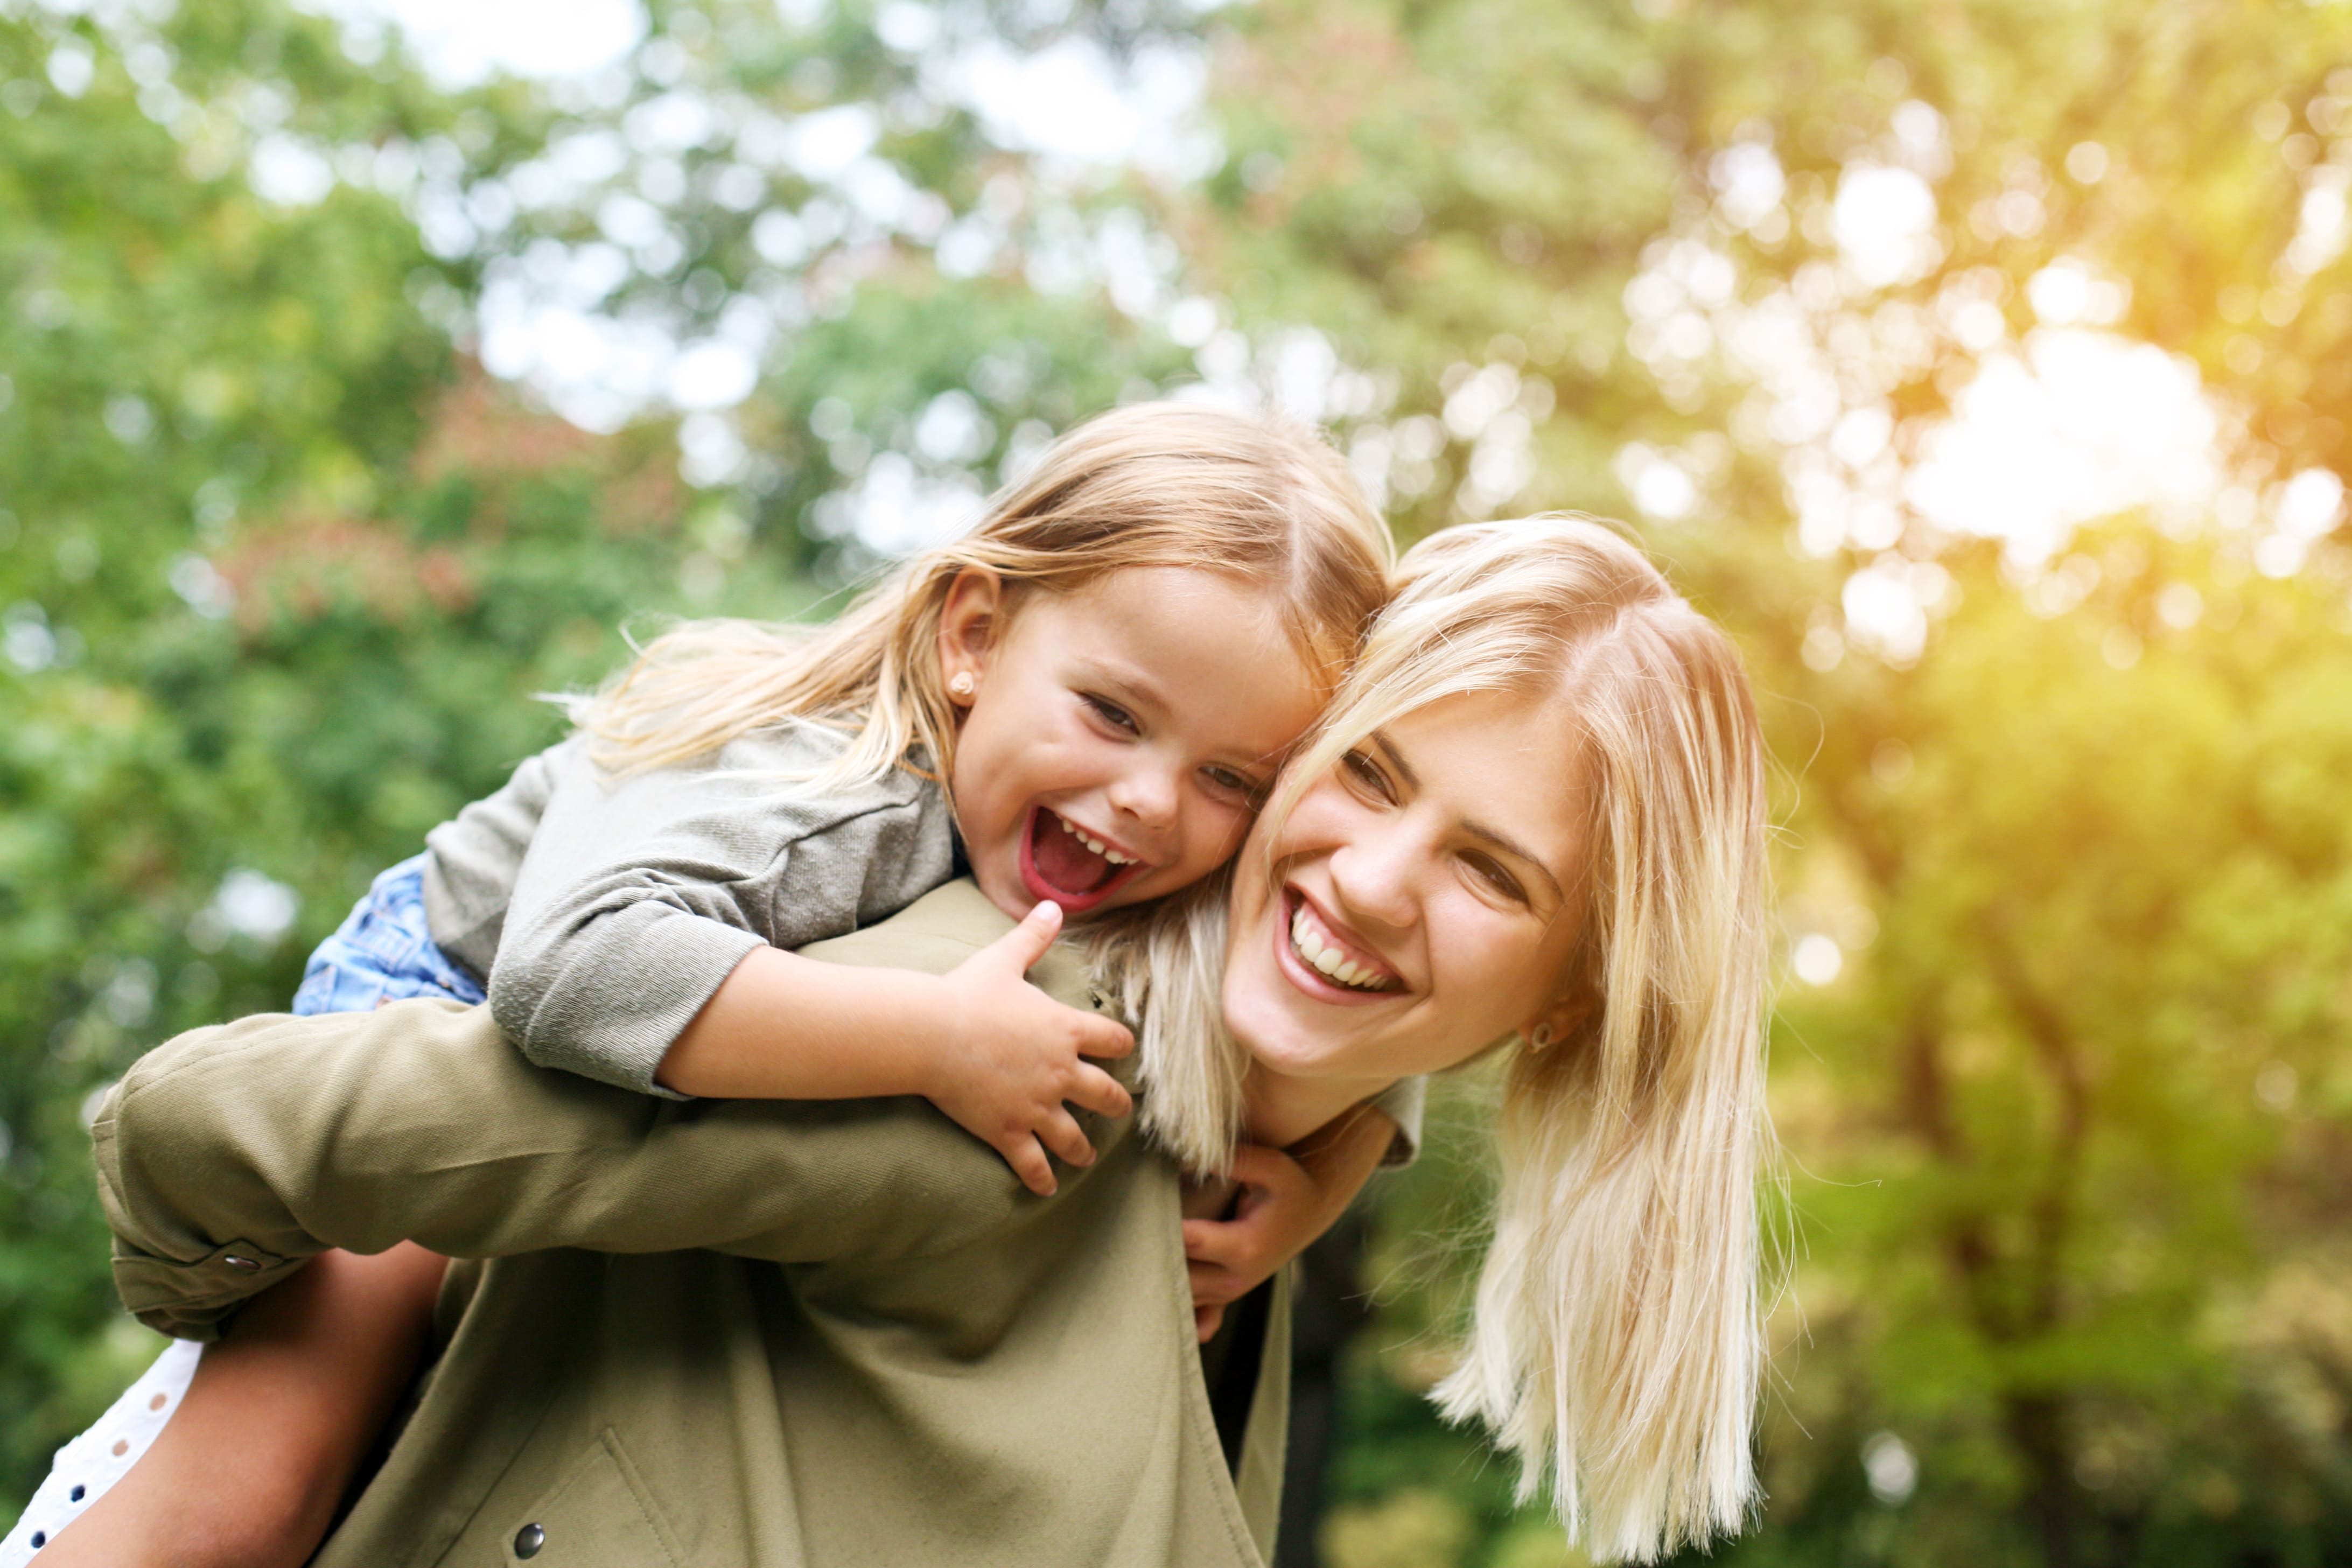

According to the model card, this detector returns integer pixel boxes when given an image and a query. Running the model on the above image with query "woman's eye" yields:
[1340,749,1392,801]
[1082,694,1138,734]
[1466,854,1527,904]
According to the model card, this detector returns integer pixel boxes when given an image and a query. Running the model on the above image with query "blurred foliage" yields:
[3,2,2351,1566]
[1201,2,2352,1565]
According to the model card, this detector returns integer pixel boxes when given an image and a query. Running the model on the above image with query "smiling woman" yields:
[1229,686,1593,1087]
[1089,514,1776,1562]
[1250,518,1774,1562]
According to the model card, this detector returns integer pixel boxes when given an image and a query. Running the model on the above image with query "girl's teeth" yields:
[1057,814,1137,866]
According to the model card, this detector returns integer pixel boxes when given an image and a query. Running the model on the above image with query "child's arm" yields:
[656,899,1136,1196]
[1181,1103,1398,1342]
[37,1244,445,1568]
[485,723,963,1101]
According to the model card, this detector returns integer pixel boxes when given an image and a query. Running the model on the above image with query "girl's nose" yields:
[1106,760,1180,831]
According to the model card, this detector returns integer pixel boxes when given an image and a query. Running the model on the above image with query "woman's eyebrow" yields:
[1379,729,1565,903]
[1463,822,1565,902]
[1370,730,1420,789]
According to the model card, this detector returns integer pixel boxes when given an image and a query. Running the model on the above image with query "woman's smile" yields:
[1277,886,1404,1000]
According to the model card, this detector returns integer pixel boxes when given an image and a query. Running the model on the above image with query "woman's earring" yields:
[1528,1024,1555,1049]
[948,671,978,702]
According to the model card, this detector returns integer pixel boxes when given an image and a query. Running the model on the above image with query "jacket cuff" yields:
[109,1237,308,1343]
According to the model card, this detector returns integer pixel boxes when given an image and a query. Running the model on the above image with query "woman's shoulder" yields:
[801,879,1010,969]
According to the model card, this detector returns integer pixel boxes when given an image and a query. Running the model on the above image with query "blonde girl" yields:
[12,400,1402,1567]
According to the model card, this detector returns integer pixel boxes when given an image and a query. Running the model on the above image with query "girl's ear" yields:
[937,568,1004,705]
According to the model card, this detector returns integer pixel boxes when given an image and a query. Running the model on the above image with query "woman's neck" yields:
[1238,1060,1398,1150]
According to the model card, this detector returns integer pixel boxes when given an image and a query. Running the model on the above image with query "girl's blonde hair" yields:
[571,401,1395,786]
[1097,515,1772,1563]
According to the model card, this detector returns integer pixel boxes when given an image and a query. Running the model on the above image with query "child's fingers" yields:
[1037,1109,1096,1171]
[978,900,1065,975]
[997,1133,1059,1198]
[1065,1063,1132,1121]
[1072,1010,1133,1060]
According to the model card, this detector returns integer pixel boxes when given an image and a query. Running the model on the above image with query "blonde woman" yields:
[66,515,1772,1567]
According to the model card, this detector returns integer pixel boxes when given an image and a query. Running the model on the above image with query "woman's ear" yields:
[1519,991,1595,1051]
[937,568,1004,706]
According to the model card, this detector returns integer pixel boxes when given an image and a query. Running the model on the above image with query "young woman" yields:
[66,515,1772,1566]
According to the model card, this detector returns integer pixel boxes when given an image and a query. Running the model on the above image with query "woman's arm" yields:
[37,1245,446,1568]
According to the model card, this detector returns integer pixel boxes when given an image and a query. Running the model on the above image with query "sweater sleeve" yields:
[487,734,954,1097]
[418,739,569,981]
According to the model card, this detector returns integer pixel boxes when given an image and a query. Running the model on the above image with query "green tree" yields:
[1177,2,2352,1563]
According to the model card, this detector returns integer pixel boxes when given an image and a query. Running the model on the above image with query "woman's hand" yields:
[929,900,1136,1196]
[1182,1105,1397,1341]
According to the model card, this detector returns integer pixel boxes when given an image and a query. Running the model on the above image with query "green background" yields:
[3,3,2349,1564]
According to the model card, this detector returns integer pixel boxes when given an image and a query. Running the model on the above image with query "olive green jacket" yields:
[92,882,1290,1568]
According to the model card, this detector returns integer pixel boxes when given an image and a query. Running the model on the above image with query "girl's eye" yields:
[1340,748,1394,802]
[1465,853,1528,905]
[1082,694,1138,734]
[1201,765,1264,804]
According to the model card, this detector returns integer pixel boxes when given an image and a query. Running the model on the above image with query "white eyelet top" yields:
[0,1340,202,1562]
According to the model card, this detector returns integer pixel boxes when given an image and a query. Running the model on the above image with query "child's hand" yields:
[932,900,1135,1197]
[1183,1107,1397,1341]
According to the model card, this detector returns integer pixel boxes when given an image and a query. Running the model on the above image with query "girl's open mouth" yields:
[1276,887,1403,1002]
[1018,806,1150,912]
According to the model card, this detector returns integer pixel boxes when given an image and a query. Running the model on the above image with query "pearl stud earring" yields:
[948,671,977,701]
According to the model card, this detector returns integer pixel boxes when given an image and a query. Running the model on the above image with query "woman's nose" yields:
[1326,820,1420,932]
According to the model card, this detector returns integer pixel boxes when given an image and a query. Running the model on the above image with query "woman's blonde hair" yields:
[570,401,1394,787]
[1097,515,1772,1562]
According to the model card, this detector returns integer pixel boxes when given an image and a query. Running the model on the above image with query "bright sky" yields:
[322,5,2327,603]
[326,0,644,85]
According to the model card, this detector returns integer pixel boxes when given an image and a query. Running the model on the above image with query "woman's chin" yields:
[1223,971,1352,1080]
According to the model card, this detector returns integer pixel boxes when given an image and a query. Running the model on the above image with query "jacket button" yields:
[514,1522,545,1558]
[222,1255,262,1272]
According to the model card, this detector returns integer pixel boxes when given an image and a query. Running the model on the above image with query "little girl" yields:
[7,400,1404,1565]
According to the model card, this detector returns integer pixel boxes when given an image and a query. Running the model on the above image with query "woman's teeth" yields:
[1056,813,1137,865]
[1290,902,1390,992]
